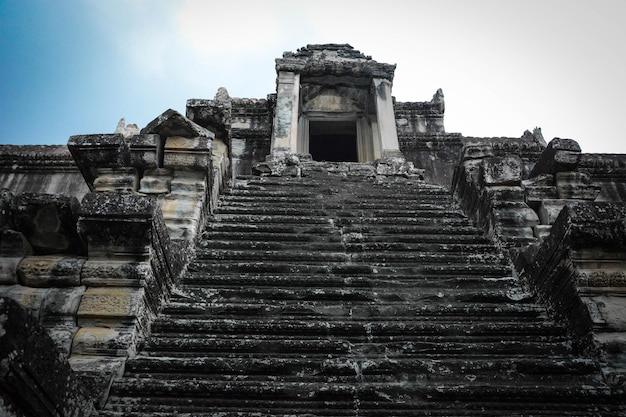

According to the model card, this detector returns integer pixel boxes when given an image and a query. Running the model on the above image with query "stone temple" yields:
[1,44,626,416]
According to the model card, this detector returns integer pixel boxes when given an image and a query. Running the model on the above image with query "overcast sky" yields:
[1,0,624,153]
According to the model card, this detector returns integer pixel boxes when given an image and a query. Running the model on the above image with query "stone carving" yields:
[431,88,445,113]
[77,287,144,320]
[114,118,140,139]
[17,255,85,287]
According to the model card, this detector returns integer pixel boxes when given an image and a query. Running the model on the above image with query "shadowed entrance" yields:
[308,120,358,162]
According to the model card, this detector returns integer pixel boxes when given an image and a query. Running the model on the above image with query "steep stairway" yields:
[99,167,624,416]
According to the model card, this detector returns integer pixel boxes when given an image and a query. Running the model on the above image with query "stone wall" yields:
[187,92,272,178]
[452,136,626,389]
[0,109,232,413]
[0,145,89,199]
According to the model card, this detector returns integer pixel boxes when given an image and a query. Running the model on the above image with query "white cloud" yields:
[82,0,626,153]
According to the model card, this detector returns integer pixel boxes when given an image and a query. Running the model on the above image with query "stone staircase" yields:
[98,167,624,416]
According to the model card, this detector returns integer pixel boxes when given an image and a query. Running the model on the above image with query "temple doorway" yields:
[308,120,358,162]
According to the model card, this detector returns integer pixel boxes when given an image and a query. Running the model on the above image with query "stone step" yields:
[169,286,528,305]
[104,379,614,407]
[215,206,332,216]
[204,222,336,235]
[97,406,625,417]
[336,217,472,226]
[178,273,520,290]
[123,355,601,380]
[140,335,574,357]
[161,300,545,321]
[222,187,453,200]
[199,239,346,251]
[186,261,512,276]
[219,195,454,211]
[203,220,488,239]
[215,205,468,220]
[193,249,504,265]
[149,317,566,338]
[99,172,624,415]
[211,214,333,224]
[201,231,340,243]
[344,242,499,254]
[194,248,350,263]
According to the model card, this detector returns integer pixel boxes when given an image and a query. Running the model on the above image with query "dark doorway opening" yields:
[309,120,358,162]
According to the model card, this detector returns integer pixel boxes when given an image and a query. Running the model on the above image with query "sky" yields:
[0,0,624,153]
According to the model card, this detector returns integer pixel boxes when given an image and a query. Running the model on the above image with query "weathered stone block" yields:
[584,295,626,331]
[481,155,522,186]
[538,199,568,225]
[71,326,136,356]
[534,225,553,240]
[67,134,130,188]
[0,297,95,416]
[142,109,214,140]
[81,259,152,287]
[0,229,32,257]
[12,193,83,255]
[129,133,161,169]
[77,287,145,324]
[92,167,138,193]
[78,193,158,258]
[139,168,172,195]
[171,170,207,194]
[0,257,22,284]
[522,173,554,187]
[17,255,85,287]
[529,138,581,177]
[492,204,540,227]
[461,144,494,161]
[70,357,126,411]
[45,325,78,355]
[0,285,49,319]
[525,186,558,207]
[40,286,85,324]
[555,172,601,200]
[493,225,535,239]
[484,186,525,202]
[164,136,212,171]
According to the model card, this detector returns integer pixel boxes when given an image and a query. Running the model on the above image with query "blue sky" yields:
[1,0,625,153]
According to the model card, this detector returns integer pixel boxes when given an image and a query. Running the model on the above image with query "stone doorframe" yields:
[269,71,401,162]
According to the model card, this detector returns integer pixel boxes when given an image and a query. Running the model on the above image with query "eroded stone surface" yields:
[0,297,95,416]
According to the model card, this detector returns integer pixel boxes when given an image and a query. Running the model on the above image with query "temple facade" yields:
[1,44,625,416]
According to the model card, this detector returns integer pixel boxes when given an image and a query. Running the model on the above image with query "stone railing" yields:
[0,109,230,413]
[451,143,541,258]
[452,137,626,389]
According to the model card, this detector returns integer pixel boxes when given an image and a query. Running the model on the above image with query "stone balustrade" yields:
[452,137,626,390]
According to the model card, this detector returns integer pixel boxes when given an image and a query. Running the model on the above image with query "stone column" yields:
[373,78,402,158]
[270,71,300,156]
